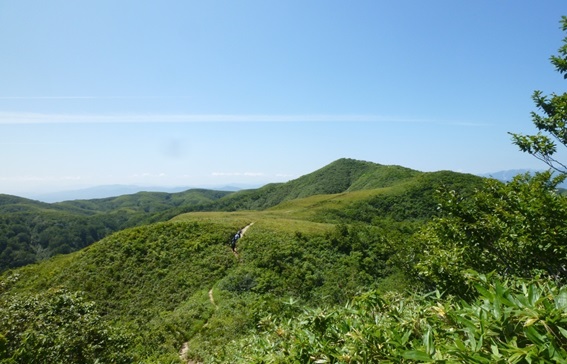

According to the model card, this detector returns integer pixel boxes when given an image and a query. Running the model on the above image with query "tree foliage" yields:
[0,288,132,363]
[401,172,567,296]
[511,16,567,173]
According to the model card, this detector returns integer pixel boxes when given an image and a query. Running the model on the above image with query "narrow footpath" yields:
[179,222,255,363]
[208,288,217,308]
[231,222,254,257]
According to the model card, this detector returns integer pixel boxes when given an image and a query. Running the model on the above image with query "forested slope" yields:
[0,158,483,272]
[0,158,493,362]
[0,189,232,271]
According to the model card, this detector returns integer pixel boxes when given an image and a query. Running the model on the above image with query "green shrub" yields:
[401,172,567,296]
[219,272,567,363]
[0,288,132,363]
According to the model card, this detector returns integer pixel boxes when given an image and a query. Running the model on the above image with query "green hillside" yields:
[0,158,473,273]
[1,213,402,362]
[0,189,232,272]
[0,158,497,362]
[3,158,564,363]
[0,194,77,214]
[193,158,424,212]
[57,188,232,214]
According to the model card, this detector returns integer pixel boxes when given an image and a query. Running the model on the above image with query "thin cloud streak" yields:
[0,96,97,100]
[0,175,82,182]
[212,172,265,177]
[0,96,192,100]
[0,112,490,126]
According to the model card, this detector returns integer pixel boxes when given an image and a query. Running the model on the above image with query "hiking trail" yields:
[179,222,254,363]
[230,222,253,257]
[208,288,217,308]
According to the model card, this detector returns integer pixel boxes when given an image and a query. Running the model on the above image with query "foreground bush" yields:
[401,172,567,296]
[220,272,567,363]
[0,288,132,363]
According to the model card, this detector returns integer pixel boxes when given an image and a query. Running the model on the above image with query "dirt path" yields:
[231,222,254,257]
[208,288,217,308]
[179,223,255,363]
[240,222,254,235]
[179,343,198,364]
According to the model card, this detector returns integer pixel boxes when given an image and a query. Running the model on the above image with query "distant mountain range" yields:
[478,169,541,182]
[23,168,550,203]
[27,183,260,203]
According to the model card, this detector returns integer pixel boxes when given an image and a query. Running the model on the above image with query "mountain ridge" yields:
[0,157,489,362]
[198,158,425,212]
[27,184,254,203]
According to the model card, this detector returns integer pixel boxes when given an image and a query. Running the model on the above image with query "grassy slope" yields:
[2,215,341,361]
[0,159,486,362]
[0,158,427,273]
[56,189,232,214]
[0,189,234,272]
[201,158,421,211]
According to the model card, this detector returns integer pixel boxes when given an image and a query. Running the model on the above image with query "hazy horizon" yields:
[12,164,547,203]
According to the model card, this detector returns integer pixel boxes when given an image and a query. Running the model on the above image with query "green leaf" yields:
[454,338,466,351]
[557,326,567,339]
[508,352,525,364]
[466,328,478,352]
[423,327,434,355]
[524,317,538,327]
[528,284,541,306]
[524,326,546,345]
[401,329,412,345]
[555,287,567,310]
[490,344,501,359]
[403,350,433,361]
[474,283,494,301]
[492,294,502,321]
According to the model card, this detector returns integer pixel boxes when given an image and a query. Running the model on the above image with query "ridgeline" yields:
[5,158,560,363]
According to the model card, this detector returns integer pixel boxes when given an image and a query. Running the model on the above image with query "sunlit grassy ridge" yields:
[0,158,491,362]
[0,158,483,273]
[2,214,390,361]
[195,158,423,212]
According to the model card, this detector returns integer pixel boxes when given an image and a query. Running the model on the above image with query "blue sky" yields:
[1,1,566,196]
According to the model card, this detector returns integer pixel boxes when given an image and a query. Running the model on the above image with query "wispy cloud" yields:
[0,96,191,100]
[131,172,167,178]
[0,96,99,100]
[0,175,82,182]
[0,112,490,126]
[212,172,265,177]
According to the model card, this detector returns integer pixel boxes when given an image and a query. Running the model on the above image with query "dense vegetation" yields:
[0,217,402,362]
[0,288,133,363]
[0,158,479,361]
[194,158,422,212]
[1,153,567,362]
[0,159,479,273]
[0,189,232,272]
[221,273,567,363]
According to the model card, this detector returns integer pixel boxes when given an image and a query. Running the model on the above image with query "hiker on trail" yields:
[230,230,242,251]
